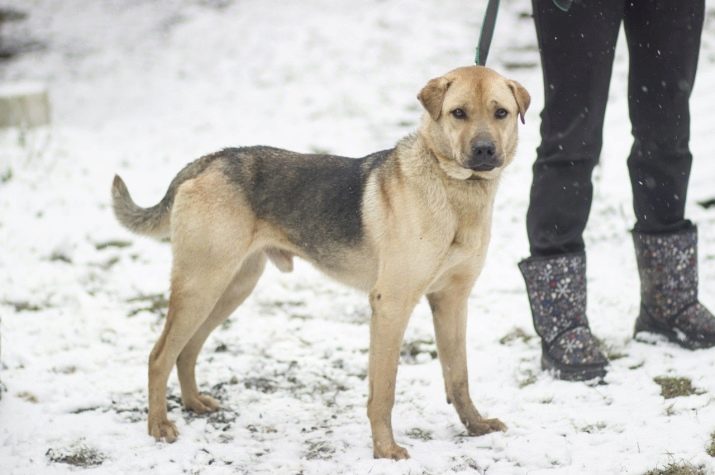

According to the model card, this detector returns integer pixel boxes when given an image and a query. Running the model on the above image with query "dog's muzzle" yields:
[466,140,502,171]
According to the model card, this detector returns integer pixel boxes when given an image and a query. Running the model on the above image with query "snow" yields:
[1,0,715,473]
[0,82,46,97]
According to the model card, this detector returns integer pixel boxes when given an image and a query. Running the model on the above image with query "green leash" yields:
[475,0,499,66]
[474,0,572,66]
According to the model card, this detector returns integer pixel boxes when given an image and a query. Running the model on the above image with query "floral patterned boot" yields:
[519,252,608,381]
[633,226,715,349]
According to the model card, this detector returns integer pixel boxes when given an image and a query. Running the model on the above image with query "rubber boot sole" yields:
[541,351,607,382]
[633,305,711,350]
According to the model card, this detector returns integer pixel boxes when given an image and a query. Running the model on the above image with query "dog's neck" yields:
[390,133,501,223]
[410,133,501,192]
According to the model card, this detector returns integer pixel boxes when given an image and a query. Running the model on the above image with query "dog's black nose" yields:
[472,140,496,158]
[468,140,501,171]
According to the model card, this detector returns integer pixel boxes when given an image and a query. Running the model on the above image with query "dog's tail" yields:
[111,175,173,239]
[111,154,221,239]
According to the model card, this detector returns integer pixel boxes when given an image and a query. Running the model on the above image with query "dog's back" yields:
[218,146,391,261]
[113,146,393,268]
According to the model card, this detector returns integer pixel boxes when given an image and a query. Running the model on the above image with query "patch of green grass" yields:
[2,300,46,312]
[580,422,607,434]
[606,349,628,360]
[126,293,168,317]
[653,376,700,399]
[95,239,132,250]
[48,251,72,263]
[0,167,12,183]
[46,442,105,467]
[644,461,706,475]
[304,440,335,460]
[406,427,433,441]
[499,327,533,345]
[400,338,437,364]
[16,391,38,403]
[707,431,715,457]
[243,376,277,394]
[450,456,480,472]
[94,256,120,270]
[518,369,538,388]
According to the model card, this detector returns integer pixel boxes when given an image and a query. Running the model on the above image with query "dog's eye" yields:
[495,108,508,119]
[451,108,467,119]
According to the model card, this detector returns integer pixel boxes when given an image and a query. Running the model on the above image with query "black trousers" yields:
[527,0,705,257]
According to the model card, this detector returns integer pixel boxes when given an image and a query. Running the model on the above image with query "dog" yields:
[112,65,529,460]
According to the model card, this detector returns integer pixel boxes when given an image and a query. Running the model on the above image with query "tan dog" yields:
[112,65,529,460]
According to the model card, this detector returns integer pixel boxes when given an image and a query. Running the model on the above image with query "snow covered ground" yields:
[1,0,715,473]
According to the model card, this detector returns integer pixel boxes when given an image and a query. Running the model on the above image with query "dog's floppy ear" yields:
[418,77,451,120]
[508,80,531,124]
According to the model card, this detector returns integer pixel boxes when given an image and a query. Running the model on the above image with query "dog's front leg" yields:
[366,287,419,460]
[427,279,507,436]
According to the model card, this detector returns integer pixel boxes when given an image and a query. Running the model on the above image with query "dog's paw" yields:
[483,417,508,432]
[184,394,220,414]
[373,442,410,460]
[148,418,179,443]
[466,417,507,436]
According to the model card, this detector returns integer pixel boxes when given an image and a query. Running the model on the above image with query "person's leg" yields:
[624,0,715,349]
[625,0,703,233]
[520,0,624,381]
[527,0,623,256]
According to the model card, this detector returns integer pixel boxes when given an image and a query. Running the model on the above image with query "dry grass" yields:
[643,461,706,475]
[2,299,46,312]
[406,427,433,441]
[499,327,534,345]
[400,338,437,364]
[94,239,132,250]
[517,368,538,389]
[126,292,169,317]
[653,377,699,399]
[46,442,105,468]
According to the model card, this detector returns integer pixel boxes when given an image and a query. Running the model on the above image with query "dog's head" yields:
[417,66,530,181]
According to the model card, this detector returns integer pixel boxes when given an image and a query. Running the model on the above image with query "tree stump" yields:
[0,82,50,128]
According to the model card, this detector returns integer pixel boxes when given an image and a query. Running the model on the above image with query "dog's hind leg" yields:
[146,170,250,442]
[148,253,242,442]
[427,275,507,437]
[177,252,266,413]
